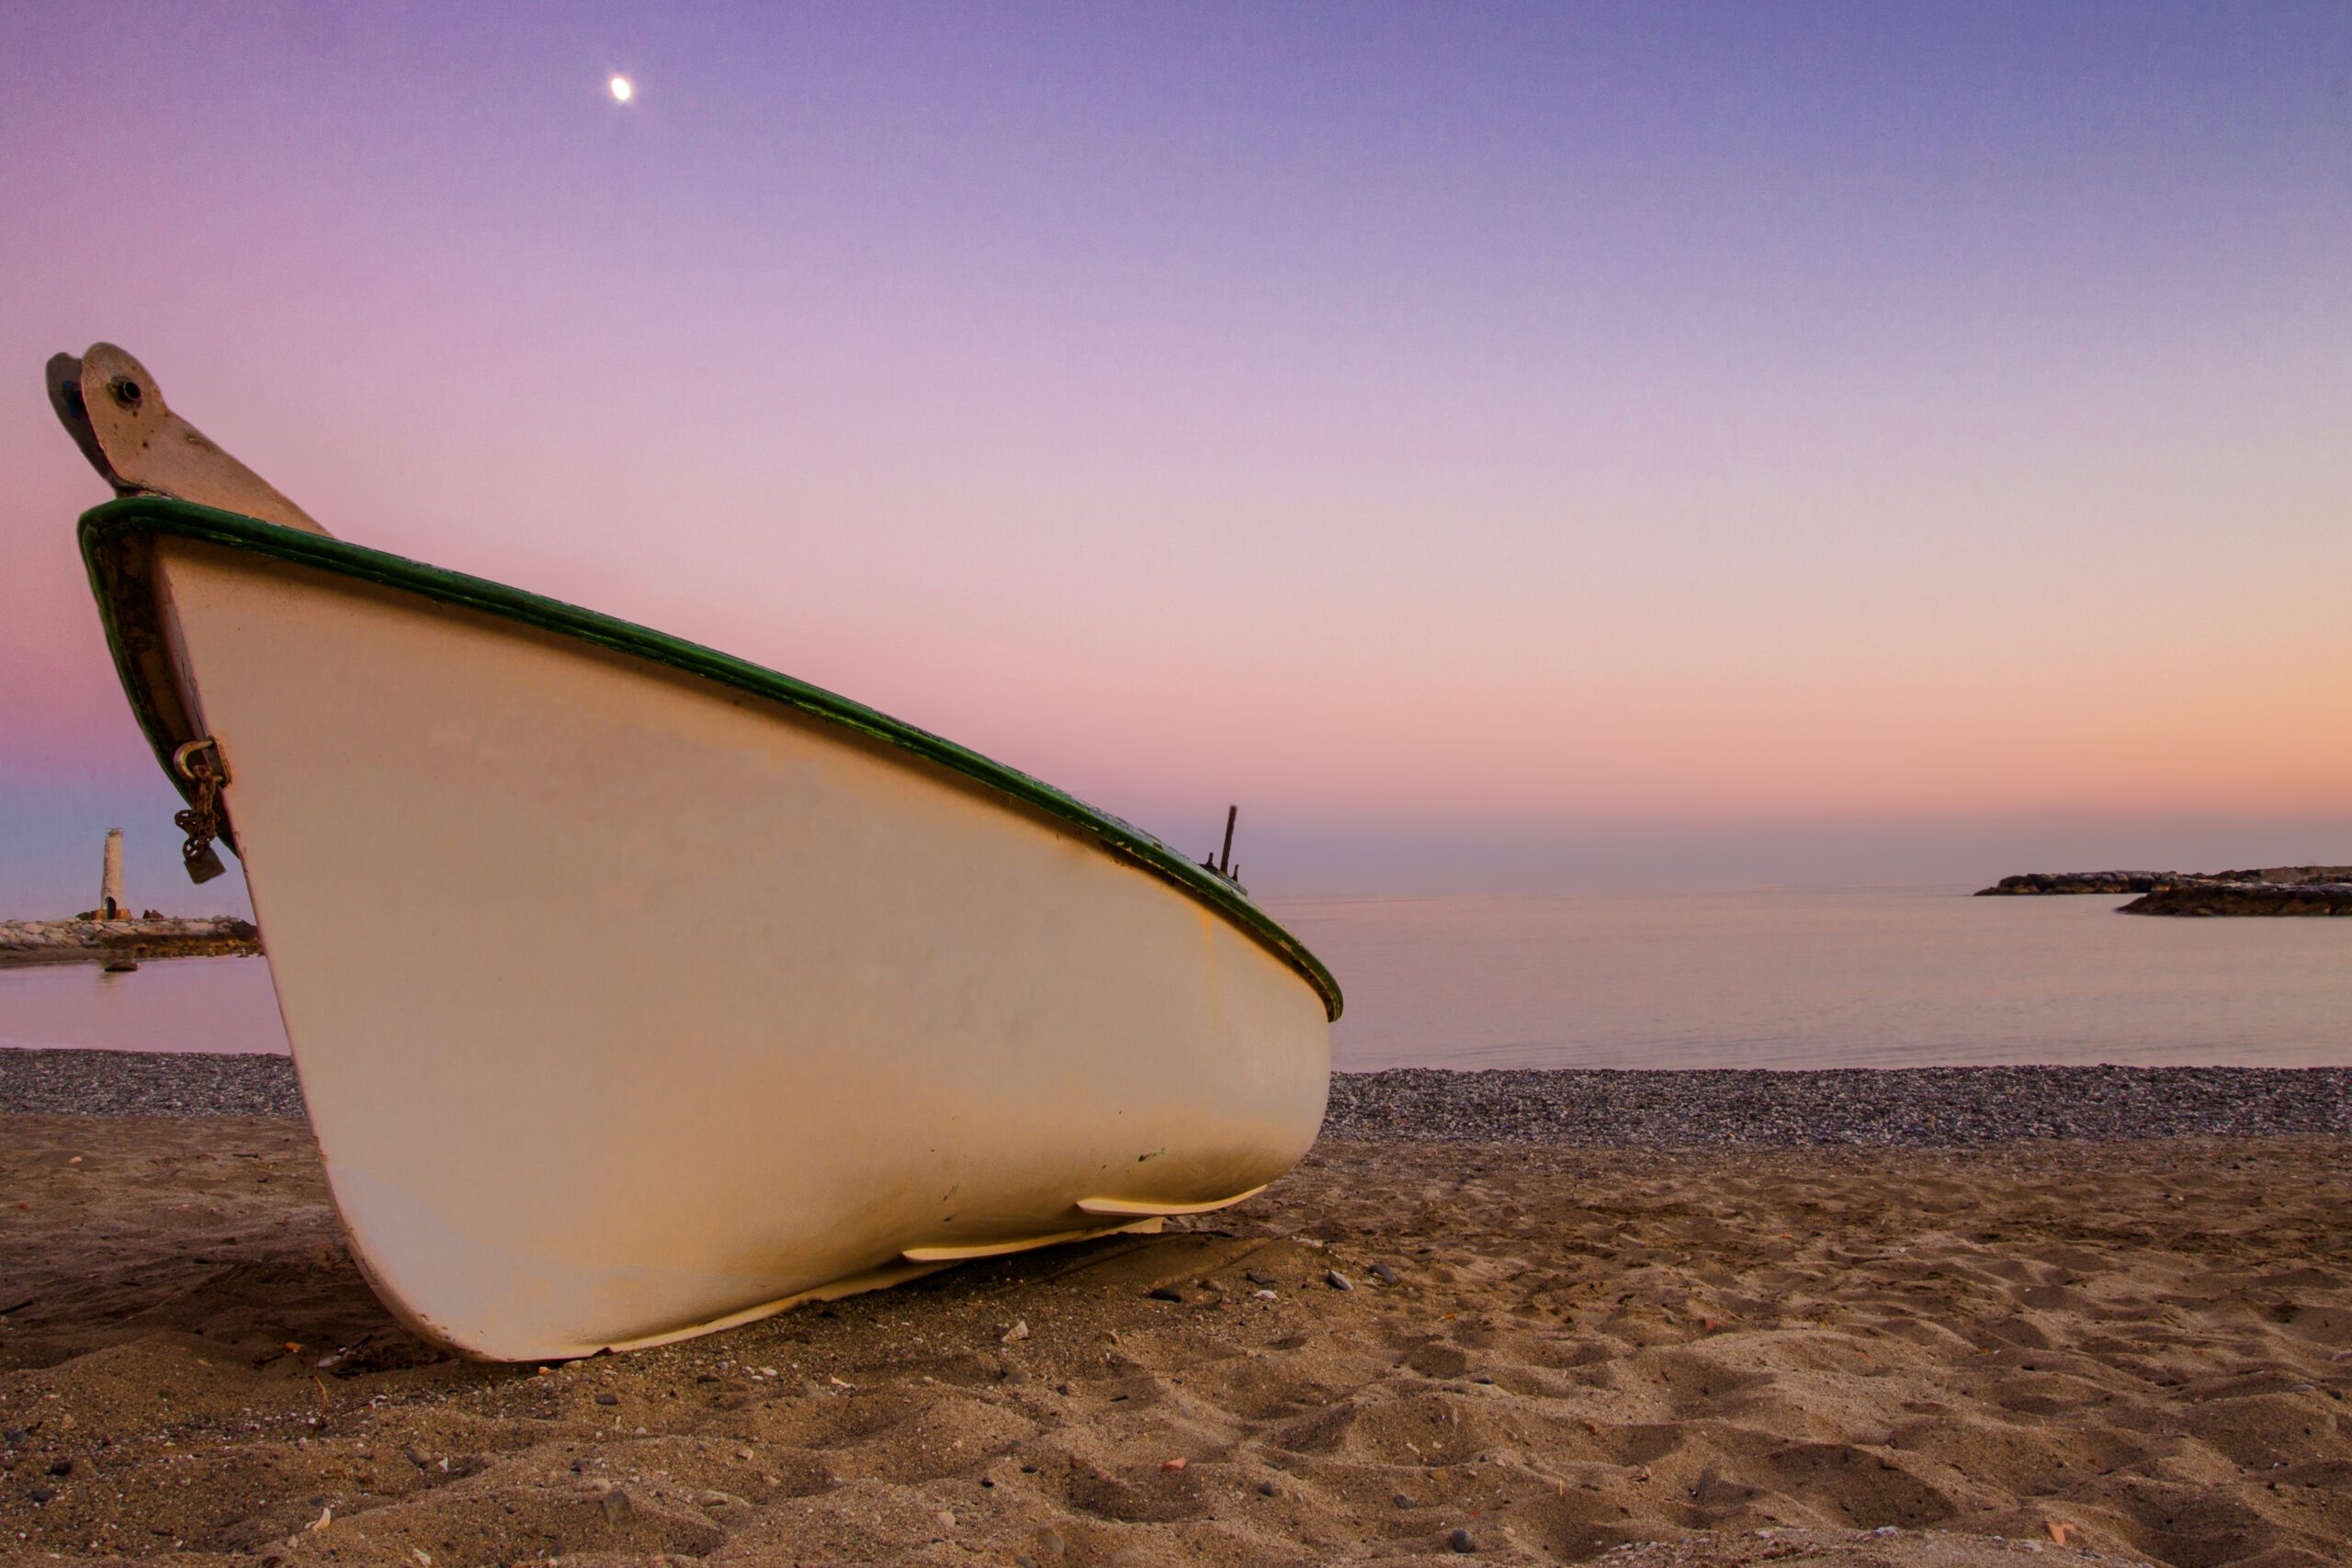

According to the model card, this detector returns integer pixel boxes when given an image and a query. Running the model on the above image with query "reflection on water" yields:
[1269,885,2352,1071]
[0,954,287,1054]
[2,887,2348,1069]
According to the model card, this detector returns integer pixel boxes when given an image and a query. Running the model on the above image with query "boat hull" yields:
[144,536,1330,1360]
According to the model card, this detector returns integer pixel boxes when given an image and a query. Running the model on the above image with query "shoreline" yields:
[4,1047,2346,1144]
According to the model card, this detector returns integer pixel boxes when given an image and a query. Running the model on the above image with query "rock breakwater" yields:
[2120,880,2352,917]
[0,915,262,967]
[1975,871,2183,895]
[1978,864,2352,914]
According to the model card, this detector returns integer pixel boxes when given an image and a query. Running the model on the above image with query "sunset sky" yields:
[4,2,2348,911]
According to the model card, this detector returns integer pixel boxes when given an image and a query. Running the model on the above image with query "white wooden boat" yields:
[46,344,1340,1361]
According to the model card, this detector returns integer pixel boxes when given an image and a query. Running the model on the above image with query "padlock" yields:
[183,838,227,885]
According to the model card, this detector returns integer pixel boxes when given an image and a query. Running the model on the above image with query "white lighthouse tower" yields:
[100,828,128,919]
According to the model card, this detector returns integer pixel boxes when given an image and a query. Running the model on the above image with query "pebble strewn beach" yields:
[1327,1065,2352,1145]
[9,1049,2347,1145]
[0,1046,304,1119]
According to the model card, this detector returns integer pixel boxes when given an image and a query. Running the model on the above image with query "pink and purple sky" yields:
[4,2,2348,913]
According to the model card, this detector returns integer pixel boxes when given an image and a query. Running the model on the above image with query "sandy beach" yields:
[2,1064,2347,1567]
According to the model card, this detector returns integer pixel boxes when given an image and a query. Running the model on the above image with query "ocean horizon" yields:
[6,883,2346,1069]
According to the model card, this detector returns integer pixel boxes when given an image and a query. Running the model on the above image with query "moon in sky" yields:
[608,74,634,103]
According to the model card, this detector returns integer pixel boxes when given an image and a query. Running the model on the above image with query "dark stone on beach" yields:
[1147,1286,1184,1303]
[1394,1492,1417,1507]
[28,1485,56,1505]
[1325,1269,1353,1292]
[1449,1526,1476,1552]
[1370,1263,1400,1284]
[594,1392,619,1406]
[1258,1479,1281,1496]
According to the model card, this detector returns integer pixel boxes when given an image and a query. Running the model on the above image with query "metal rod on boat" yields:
[1219,806,1238,875]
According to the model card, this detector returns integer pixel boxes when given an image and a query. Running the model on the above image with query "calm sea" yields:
[2,886,2346,1068]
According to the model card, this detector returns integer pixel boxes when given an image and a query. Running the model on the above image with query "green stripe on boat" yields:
[77,496,1343,1021]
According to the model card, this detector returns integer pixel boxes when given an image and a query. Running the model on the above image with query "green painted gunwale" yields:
[77,497,1342,1021]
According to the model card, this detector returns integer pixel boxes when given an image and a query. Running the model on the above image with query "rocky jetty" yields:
[0,915,262,967]
[2120,880,2352,917]
[1979,865,2352,915]
[1975,871,2183,896]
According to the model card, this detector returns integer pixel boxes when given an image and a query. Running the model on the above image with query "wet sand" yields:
[4,1111,2346,1566]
